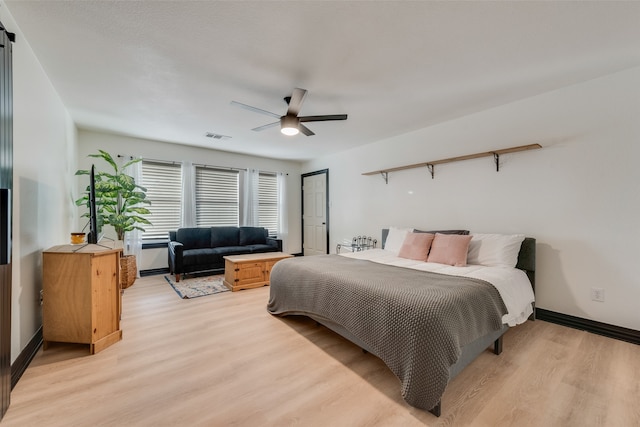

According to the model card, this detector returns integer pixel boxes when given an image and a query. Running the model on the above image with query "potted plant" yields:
[75,150,152,288]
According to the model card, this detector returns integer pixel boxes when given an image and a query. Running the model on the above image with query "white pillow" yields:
[467,233,525,268]
[384,227,414,255]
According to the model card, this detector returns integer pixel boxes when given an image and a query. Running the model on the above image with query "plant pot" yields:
[120,254,137,289]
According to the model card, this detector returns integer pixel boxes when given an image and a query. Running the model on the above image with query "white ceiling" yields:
[5,1,640,161]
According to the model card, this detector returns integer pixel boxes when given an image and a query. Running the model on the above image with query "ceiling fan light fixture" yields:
[281,126,299,136]
[280,115,300,136]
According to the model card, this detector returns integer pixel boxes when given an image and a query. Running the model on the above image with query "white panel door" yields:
[303,172,327,256]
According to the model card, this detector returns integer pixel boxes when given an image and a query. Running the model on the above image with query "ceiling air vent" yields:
[205,132,231,140]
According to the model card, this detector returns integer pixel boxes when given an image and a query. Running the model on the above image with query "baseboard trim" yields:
[140,268,169,277]
[536,308,639,346]
[11,326,43,389]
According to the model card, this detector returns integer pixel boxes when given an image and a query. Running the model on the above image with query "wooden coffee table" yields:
[223,252,293,292]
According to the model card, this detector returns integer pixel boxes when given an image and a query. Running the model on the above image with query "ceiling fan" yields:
[231,88,347,136]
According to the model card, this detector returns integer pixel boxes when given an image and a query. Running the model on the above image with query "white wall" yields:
[1,3,78,362]
[303,67,640,331]
[76,129,303,270]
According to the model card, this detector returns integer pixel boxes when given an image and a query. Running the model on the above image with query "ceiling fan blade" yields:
[231,101,281,119]
[299,114,348,122]
[252,121,280,132]
[286,88,307,116]
[299,124,315,136]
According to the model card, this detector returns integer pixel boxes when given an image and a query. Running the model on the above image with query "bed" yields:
[267,229,535,416]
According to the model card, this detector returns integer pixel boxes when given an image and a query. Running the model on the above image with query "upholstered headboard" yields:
[516,237,536,292]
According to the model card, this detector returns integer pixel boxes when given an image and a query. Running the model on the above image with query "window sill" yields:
[142,240,169,250]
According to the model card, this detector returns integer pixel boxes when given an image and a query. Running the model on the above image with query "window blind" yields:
[195,167,239,226]
[140,161,182,240]
[258,173,278,236]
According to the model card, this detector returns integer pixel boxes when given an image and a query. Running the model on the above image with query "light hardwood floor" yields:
[2,275,639,426]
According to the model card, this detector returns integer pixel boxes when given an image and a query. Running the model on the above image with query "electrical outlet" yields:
[591,287,605,302]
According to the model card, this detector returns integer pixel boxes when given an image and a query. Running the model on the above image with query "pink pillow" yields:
[398,233,434,261]
[427,233,473,266]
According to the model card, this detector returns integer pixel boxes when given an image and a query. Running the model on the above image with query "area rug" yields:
[164,274,229,299]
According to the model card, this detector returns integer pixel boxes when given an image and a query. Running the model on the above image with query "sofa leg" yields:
[175,274,180,283]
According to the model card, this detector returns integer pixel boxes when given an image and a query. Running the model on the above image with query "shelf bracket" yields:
[380,171,388,184]
[493,153,500,172]
[427,164,434,179]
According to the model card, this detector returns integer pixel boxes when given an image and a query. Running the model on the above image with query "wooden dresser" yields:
[42,244,123,354]
[223,252,293,292]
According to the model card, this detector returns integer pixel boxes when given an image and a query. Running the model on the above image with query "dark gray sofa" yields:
[168,226,282,282]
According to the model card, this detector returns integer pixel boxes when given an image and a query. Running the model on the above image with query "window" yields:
[137,160,280,241]
[258,172,278,236]
[195,167,239,226]
[140,161,182,241]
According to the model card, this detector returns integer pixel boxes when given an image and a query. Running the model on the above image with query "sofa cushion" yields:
[239,227,267,245]
[176,228,212,250]
[246,244,278,253]
[211,227,240,248]
[182,248,220,266]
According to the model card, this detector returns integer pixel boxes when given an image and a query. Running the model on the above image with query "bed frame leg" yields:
[429,402,441,417]
[494,336,503,355]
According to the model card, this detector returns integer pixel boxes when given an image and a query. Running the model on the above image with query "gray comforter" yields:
[267,255,507,411]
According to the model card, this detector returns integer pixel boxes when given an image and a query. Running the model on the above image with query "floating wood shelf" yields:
[363,143,542,183]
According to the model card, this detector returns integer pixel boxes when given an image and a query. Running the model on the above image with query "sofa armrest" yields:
[168,241,184,273]
[267,237,283,252]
